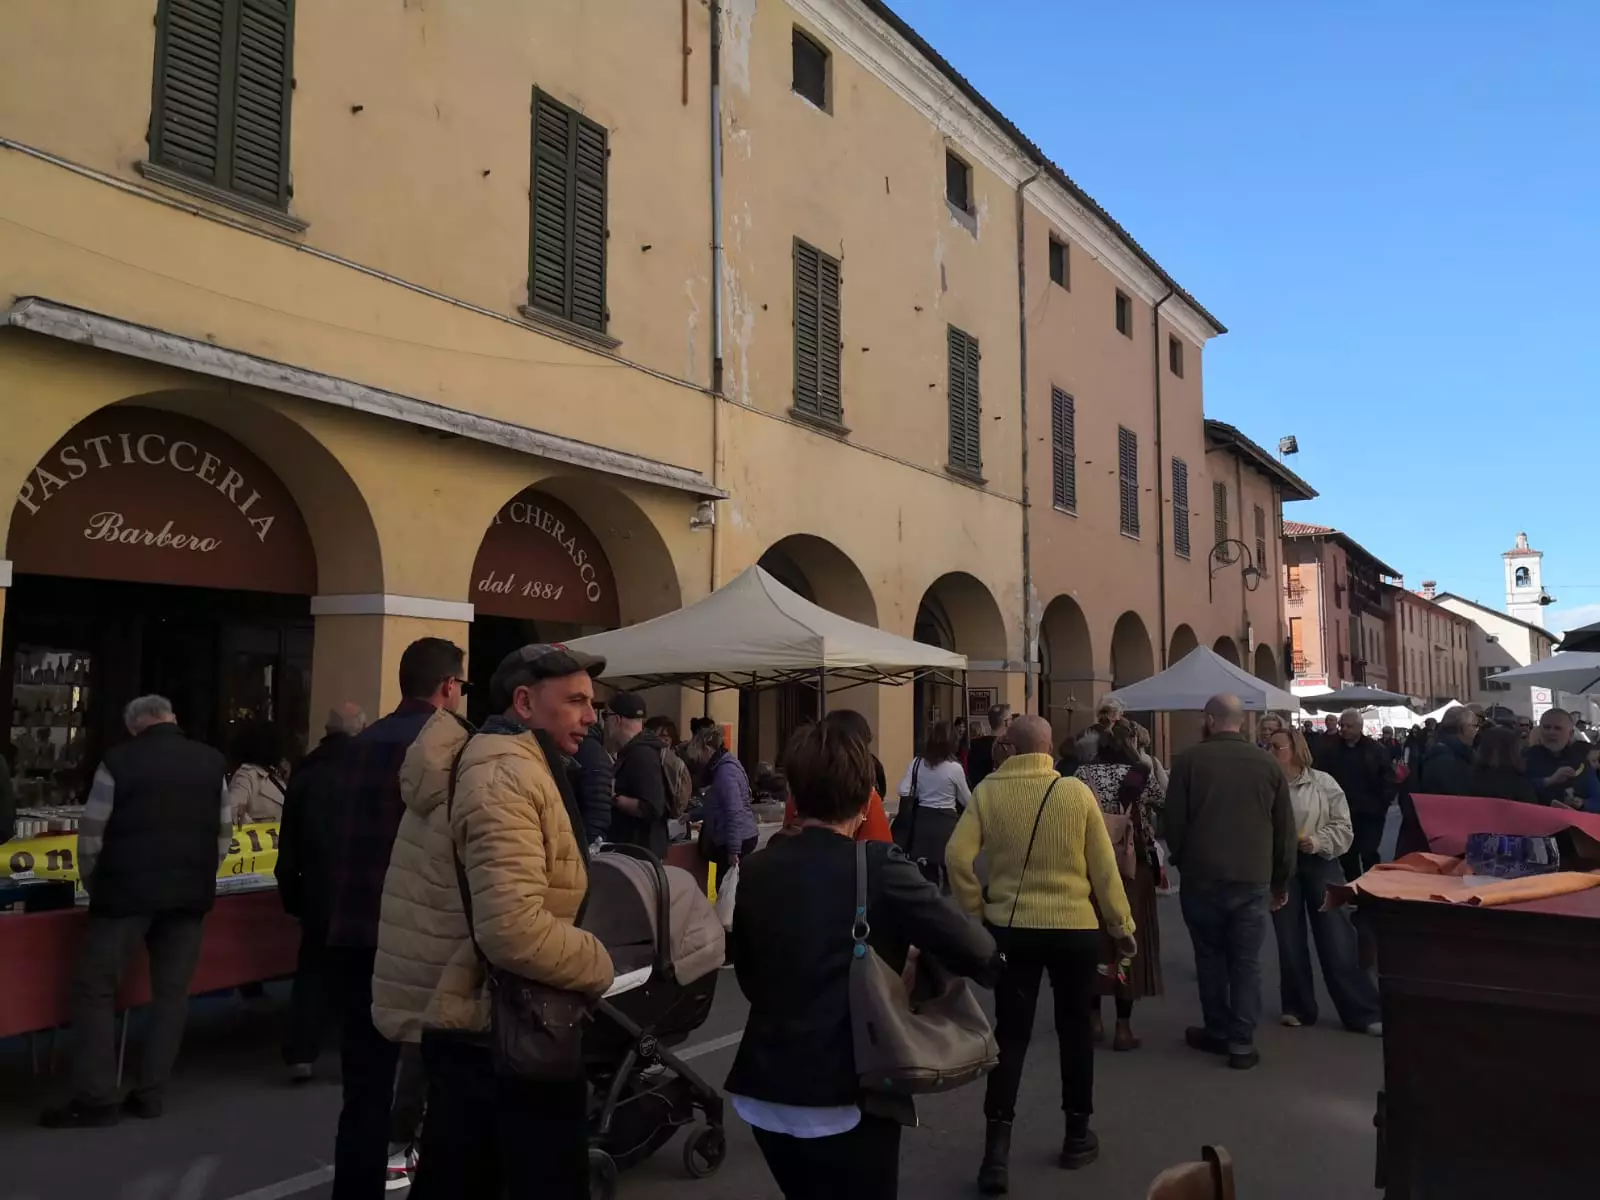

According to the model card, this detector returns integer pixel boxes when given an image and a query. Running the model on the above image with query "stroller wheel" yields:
[682,1124,727,1179]
[588,1148,618,1200]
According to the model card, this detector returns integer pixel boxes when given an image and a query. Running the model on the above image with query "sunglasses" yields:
[451,677,474,696]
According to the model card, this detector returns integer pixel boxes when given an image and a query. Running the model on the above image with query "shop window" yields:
[947,325,982,478]
[528,88,610,336]
[148,0,296,210]
[793,239,843,426]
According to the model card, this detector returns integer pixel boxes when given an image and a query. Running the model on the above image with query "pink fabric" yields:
[1411,792,1600,857]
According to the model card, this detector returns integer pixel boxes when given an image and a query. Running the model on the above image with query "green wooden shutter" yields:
[228,0,294,205]
[152,0,227,182]
[793,241,821,417]
[1118,426,1139,536]
[1213,481,1229,548]
[150,0,293,207]
[1051,387,1075,511]
[570,114,608,331]
[1171,457,1191,558]
[947,326,968,471]
[530,91,573,319]
[816,251,842,424]
[530,90,609,333]
[963,333,982,474]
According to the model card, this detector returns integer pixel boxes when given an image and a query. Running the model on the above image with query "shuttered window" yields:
[150,0,295,208]
[1117,426,1139,537]
[530,89,609,333]
[1213,481,1229,550]
[947,326,982,477]
[1254,504,1267,569]
[793,239,843,424]
[1050,388,1076,512]
[1171,457,1191,558]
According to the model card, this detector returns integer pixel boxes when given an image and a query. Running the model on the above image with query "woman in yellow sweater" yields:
[946,715,1135,1196]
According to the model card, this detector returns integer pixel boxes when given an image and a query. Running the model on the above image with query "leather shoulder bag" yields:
[889,759,921,851]
[1099,766,1148,881]
[448,742,592,1082]
[848,841,998,1096]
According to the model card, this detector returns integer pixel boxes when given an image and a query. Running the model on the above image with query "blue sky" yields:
[894,0,1599,634]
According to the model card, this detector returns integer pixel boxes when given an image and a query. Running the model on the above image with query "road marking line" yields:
[219,1165,334,1200]
[677,1029,744,1060]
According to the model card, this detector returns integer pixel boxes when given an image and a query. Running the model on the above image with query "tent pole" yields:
[818,669,828,719]
[702,674,711,718]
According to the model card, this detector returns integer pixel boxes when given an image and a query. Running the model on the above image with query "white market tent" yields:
[563,564,967,691]
[1298,685,1413,711]
[1477,652,1600,696]
[1103,645,1298,713]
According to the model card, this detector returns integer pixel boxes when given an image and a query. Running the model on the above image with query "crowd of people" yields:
[32,633,1599,1198]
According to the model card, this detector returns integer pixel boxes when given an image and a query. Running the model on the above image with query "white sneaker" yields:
[385,1144,417,1192]
[1280,1014,1303,1027]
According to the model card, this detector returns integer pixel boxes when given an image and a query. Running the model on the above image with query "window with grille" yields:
[1049,237,1069,289]
[947,326,981,477]
[1169,335,1184,378]
[1115,290,1133,337]
[149,0,295,208]
[1051,388,1076,512]
[1213,481,1229,552]
[1117,426,1139,537]
[1171,457,1190,558]
[1254,504,1267,568]
[793,239,842,425]
[792,28,830,109]
[529,89,609,333]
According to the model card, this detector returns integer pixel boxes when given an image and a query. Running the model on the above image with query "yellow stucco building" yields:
[0,0,1310,797]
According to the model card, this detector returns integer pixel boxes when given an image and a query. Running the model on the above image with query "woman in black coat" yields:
[1466,725,1542,805]
[725,722,999,1199]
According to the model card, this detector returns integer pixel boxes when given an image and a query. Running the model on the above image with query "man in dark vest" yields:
[41,695,231,1128]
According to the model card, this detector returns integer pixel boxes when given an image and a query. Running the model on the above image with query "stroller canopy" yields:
[584,851,725,987]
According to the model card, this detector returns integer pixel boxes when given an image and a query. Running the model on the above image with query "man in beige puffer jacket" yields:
[408,643,614,1200]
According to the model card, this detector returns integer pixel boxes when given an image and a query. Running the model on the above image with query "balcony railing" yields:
[1285,582,1306,602]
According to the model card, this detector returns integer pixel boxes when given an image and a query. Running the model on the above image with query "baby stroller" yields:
[581,844,728,1199]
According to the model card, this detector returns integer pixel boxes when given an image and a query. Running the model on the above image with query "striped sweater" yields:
[945,753,1134,937]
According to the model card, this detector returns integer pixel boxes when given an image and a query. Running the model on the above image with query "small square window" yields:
[1115,290,1133,337]
[792,28,829,110]
[1048,237,1069,289]
[946,150,972,214]
[1168,334,1184,377]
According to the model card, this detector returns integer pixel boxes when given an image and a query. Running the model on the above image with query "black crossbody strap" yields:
[1008,777,1061,929]
[444,742,491,972]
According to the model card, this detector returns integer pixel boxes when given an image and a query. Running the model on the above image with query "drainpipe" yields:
[1015,167,1042,710]
[1152,288,1174,669]
[707,0,725,602]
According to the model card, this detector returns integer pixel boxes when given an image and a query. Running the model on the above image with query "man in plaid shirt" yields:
[327,637,467,1200]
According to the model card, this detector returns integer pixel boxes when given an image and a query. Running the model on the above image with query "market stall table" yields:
[0,886,301,1043]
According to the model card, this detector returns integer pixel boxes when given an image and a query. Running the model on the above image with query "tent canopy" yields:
[1103,646,1298,713]
[1478,652,1600,696]
[563,564,967,689]
[1298,685,1413,712]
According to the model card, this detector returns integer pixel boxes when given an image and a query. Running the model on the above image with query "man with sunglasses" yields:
[326,637,468,1200]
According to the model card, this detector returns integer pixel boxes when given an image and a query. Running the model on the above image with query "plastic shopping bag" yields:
[713,862,739,931]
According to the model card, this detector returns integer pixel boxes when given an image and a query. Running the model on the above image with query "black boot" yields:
[1060,1112,1099,1169]
[977,1119,1012,1195]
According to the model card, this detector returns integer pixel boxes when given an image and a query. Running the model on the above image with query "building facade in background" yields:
[1435,591,1559,721]
[1387,584,1477,710]
[1281,521,1401,698]
[0,0,1295,790]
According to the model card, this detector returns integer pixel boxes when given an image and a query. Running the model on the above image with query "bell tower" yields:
[1503,532,1546,627]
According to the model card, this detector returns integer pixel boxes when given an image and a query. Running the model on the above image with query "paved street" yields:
[0,887,1384,1200]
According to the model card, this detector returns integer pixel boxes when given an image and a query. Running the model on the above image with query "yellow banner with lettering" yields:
[1,822,280,895]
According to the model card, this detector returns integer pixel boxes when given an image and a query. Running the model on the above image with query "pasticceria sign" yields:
[7,406,317,594]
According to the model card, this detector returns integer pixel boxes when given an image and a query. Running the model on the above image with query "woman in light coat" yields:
[1266,728,1382,1035]
[228,721,286,823]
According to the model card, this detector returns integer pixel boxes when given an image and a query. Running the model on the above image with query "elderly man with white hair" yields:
[42,696,231,1129]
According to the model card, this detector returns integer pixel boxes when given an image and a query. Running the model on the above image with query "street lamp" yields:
[1209,538,1262,602]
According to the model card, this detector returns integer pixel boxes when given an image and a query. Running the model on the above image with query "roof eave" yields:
[1204,420,1318,500]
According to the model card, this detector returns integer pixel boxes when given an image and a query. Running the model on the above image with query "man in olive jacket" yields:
[1166,694,1295,1070]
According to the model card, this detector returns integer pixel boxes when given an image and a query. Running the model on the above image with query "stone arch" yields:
[1213,635,1241,666]
[741,535,880,768]
[1168,624,1203,752]
[913,571,1009,752]
[1169,623,1200,664]
[1040,594,1094,737]
[465,472,684,722]
[1111,612,1155,687]
[1254,643,1280,685]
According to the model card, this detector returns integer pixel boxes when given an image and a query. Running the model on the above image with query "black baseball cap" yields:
[608,691,646,720]
[489,643,606,709]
